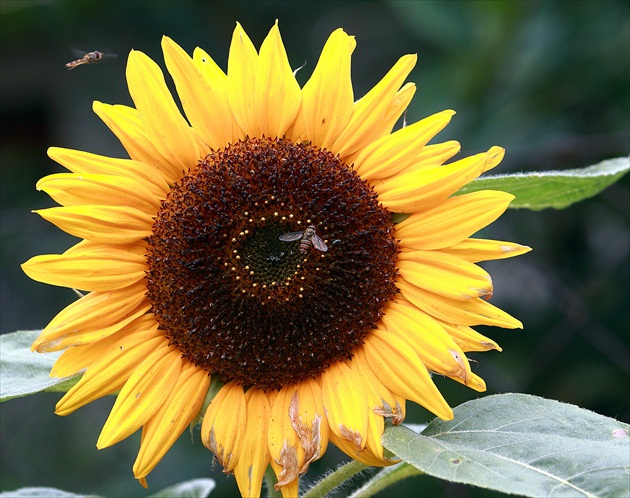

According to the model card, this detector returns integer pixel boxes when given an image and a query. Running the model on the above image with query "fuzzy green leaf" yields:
[0,330,80,402]
[458,156,629,210]
[0,480,215,498]
[382,393,630,497]
[147,478,216,498]
[0,488,99,498]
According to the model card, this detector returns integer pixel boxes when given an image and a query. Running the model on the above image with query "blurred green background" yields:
[1,1,628,497]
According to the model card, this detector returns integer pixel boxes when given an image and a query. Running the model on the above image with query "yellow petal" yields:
[255,22,302,137]
[201,380,247,472]
[363,329,453,420]
[276,478,299,498]
[364,139,460,182]
[133,361,210,482]
[50,314,159,377]
[97,343,182,448]
[351,348,405,427]
[328,429,395,467]
[397,277,523,329]
[37,173,162,213]
[162,36,236,149]
[46,147,170,196]
[411,141,462,170]
[234,389,271,498]
[41,300,150,357]
[300,28,355,149]
[227,23,260,137]
[380,300,472,384]
[466,372,487,392]
[267,378,328,491]
[483,146,505,172]
[55,324,163,416]
[33,282,149,353]
[35,205,153,244]
[91,102,185,184]
[441,238,532,263]
[353,110,455,181]
[380,82,416,135]
[397,250,493,300]
[293,378,328,473]
[193,46,245,142]
[268,385,300,485]
[284,109,307,143]
[395,191,515,251]
[320,361,368,452]
[320,360,391,466]
[374,152,487,213]
[376,140,461,179]
[438,321,502,353]
[22,241,146,291]
[126,50,204,172]
[332,54,417,157]
[192,46,226,85]
[350,349,403,462]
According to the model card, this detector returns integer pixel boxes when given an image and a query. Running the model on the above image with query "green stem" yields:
[349,463,423,498]
[302,460,368,498]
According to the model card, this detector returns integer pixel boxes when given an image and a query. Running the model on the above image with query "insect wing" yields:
[70,48,90,58]
[71,48,116,58]
[279,231,305,242]
[311,234,328,252]
[100,51,118,61]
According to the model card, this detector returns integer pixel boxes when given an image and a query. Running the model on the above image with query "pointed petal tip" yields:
[96,431,113,450]
[484,146,506,171]
[439,405,454,421]
[46,146,60,159]
[30,334,49,353]
[90,100,106,118]
[233,21,247,37]
[441,110,456,124]
[30,337,52,353]
[160,35,175,49]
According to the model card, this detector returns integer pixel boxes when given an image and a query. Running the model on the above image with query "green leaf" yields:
[382,393,630,497]
[0,480,215,498]
[0,330,80,402]
[147,478,216,498]
[0,487,99,498]
[457,156,629,210]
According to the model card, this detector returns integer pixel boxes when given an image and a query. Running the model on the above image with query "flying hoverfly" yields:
[279,225,328,254]
[65,50,117,70]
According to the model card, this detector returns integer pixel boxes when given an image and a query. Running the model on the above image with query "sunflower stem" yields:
[265,465,282,498]
[302,460,368,498]
[347,463,423,498]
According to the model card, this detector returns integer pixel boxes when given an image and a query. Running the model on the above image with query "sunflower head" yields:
[22,21,530,498]
[146,136,399,391]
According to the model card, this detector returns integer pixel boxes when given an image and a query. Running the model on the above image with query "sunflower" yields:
[22,22,530,497]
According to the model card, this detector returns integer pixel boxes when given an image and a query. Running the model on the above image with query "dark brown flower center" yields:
[146,137,398,390]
